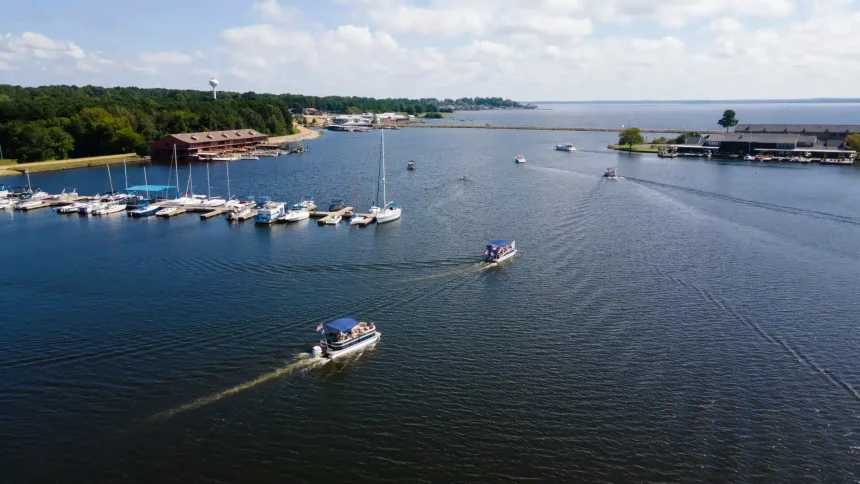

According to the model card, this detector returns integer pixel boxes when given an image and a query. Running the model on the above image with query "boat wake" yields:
[401,262,492,283]
[147,353,328,421]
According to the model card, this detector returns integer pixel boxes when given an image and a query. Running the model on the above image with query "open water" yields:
[2,103,860,482]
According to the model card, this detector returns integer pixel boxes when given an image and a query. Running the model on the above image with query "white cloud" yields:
[709,17,743,32]
[252,0,300,22]
[0,32,113,73]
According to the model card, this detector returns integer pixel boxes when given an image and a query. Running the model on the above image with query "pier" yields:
[406,124,723,134]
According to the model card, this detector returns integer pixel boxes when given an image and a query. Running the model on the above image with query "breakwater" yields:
[406,124,723,134]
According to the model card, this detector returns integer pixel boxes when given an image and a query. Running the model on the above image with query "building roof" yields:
[735,124,860,135]
[703,133,803,144]
[167,130,267,144]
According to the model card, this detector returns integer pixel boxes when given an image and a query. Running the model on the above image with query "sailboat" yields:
[371,129,401,224]
[201,164,225,207]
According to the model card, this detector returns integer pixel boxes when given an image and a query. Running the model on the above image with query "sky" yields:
[1,0,859,101]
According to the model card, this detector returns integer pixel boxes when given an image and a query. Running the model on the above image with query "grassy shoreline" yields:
[0,154,146,176]
[608,144,662,153]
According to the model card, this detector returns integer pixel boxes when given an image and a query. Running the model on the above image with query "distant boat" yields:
[281,203,310,222]
[407,161,416,170]
[484,240,517,264]
[514,155,526,163]
[93,202,127,215]
[555,143,577,152]
[313,318,380,359]
[320,213,342,225]
[603,167,620,179]
[328,199,346,212]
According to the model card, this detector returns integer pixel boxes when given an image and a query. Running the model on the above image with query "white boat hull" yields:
[281,210,310,222]
[488,249,517,264]
[375,208,401,224]
[555,145,577,152]
[94,204,127,215]
[325,332,381,359]
[156,207,180,217]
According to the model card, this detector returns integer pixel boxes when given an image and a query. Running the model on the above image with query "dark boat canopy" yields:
[325,318,360,333]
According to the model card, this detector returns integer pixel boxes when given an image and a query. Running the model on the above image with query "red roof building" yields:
[149,129,269,163]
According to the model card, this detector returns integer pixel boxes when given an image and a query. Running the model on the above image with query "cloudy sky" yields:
[0,0,857,100]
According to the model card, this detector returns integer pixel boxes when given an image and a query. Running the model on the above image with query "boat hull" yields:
[281,211,310,222]
[487,249,517,264]
[375,209,401,224]
[324,332,380,359]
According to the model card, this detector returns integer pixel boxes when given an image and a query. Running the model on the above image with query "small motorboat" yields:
[93,203,127,215]
[228,205,255,221]
[313,318,380,360]
[514,155,527,163]
[156,206,182,217]
[407,161,416,170]
[299,196,316,211]
[328,199,346,212]
[349,213,373,225]
[129,204,161,217]
[743,154,755,161]
[255,202,286,224]
[57,202,86,214]
[0,199,15,210]
[603,167,620,179]
[555,143,577,152]
[281,204,310,222]
[459,175,469,182]
[484,240,517,264]
[319,214,342,225]
[15,198,48,211]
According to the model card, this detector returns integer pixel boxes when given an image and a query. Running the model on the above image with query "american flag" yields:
[315,323,323,332]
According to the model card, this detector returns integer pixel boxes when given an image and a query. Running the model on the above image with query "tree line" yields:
[0,85,522,162]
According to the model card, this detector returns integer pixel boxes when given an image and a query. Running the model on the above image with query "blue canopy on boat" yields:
[126,185,176,192]
[489,240,512,246]
[325,318,360,333]
[387,202,399,208]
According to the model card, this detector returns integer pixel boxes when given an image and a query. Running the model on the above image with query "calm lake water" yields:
[2,103,860,482]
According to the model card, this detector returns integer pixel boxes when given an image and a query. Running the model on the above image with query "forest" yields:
[0,85,522,162]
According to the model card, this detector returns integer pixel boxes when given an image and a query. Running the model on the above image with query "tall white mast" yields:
[226,162,231,200]
[143,167,149,199]
[107,165,114,193]
[123,159,128,190]
[381,128,386,205]
[206,164,211,199]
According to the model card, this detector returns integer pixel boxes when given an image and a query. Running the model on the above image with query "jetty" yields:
[406,124,723,134]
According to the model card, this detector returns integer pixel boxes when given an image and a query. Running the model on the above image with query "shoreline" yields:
[1,126,323,178]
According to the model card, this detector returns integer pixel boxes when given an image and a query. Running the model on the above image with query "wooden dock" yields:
[156,207,186,218]
[228,209,257,221]
[310,207,354,219]
[14,198,82,211]
[199,208,228,219]
[349,213,376,226]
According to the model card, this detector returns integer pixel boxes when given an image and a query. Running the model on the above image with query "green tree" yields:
[718,109,738,132]
[845,134,860,151]
[618,127,644,149]
[112,127,143,153]
[674,131,701,143]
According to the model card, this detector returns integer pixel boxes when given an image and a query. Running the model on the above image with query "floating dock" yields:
[156,207,186,218]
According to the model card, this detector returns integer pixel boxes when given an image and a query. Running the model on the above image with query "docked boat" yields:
[202,196,226,208]
[281,204,310,222]
[93,202,127,215]
[129,203,161,217]
[371,129,402,224]
[57,202,86,214]
[743,154,756,161]
[485,240,517,264]
[349,213,373,225]
[0,199,15,210]
[313,318,380,360]
[53,187,79,202]
[156,206,182,217]
[515,155,527,163]
[15,198,49,211]
[328,199,346,212]
[238,154,259,160]
[255,202,286,224]
[0,185,8,198]
[228,205,255,221]
[603,167,620,179]
[319,213,342,225]
[555,143,577,152]
[298,196,315,210]
[78,201,107,215]
[407,161,416,170]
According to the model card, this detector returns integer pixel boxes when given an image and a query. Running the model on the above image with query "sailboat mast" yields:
[206,164,211,199]
[226,162,231,200]
[187,163,193,197]
[25,169,31,193]
[381,128,386,205]
[375,130,382,206]
[107,165,114,193]
[143,167,149,199]
[123,159,128,190]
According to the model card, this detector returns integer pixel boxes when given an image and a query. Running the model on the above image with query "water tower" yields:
[209,78,219,99]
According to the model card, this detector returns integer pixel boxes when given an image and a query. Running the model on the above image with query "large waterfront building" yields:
[679,124,858,159]
[149,129,269,163]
